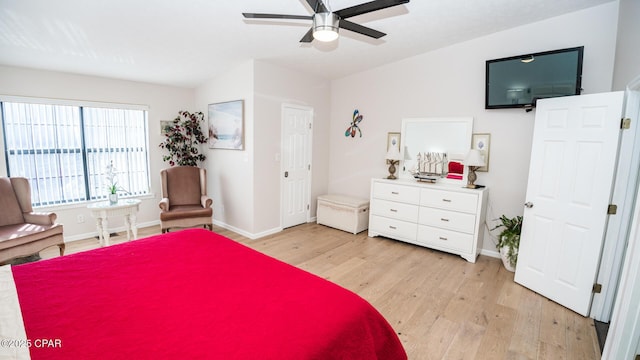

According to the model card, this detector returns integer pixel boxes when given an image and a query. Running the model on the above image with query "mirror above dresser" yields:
[400,117,473,184]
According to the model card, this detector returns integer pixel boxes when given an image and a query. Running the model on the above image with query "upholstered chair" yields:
[159,166,213,233]
[0,177,64,264]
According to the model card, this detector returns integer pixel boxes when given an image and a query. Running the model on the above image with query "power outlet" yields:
[77,214,85,223]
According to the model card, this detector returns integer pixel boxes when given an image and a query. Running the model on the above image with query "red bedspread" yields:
[11,229,406,359]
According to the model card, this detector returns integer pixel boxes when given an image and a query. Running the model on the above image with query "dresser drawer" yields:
[418,207,476,234]
[420,188,478,214]
[417,225,473,253]
[372,182,420,205]
[369,178,488,263]
[370,215,417,241]
[370,199,419,222]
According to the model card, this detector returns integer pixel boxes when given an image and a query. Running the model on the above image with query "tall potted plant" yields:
[491,215,523,272]
[105,160,127,204]
[159,110,207,166]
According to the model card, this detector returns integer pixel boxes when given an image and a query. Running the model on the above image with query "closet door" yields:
[281,104,313,229]
[515,92,624,316]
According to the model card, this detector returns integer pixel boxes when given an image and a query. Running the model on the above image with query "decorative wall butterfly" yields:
[345,109,363,138]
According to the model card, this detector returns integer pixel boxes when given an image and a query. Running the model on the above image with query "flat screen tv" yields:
[485,46,584,109]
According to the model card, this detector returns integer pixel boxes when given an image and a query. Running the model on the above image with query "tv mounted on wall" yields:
[485,46,584,109]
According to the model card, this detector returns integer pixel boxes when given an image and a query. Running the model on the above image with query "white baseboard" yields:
[67,217,282,243]
[250,227,284,239]
[64,232,98,243]
[212,219,282,240]
[480,248,500,259]
[211,219,323,240]
[63,220,161,243]
[65,219,505,262]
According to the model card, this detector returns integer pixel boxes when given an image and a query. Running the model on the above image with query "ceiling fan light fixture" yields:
[521,55,535,63]
[313,13,339,42]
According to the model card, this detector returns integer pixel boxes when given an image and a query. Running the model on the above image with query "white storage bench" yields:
[317,194,369,234]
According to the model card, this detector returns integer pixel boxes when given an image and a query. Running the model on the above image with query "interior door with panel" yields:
[281,104,313,229]
[515,92,624,316]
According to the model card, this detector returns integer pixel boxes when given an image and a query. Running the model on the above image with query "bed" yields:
[0,229,406,359]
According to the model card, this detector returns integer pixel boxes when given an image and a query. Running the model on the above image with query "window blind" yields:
[1,99,150,207]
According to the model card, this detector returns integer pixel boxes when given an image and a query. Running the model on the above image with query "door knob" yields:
[524,202,534,208]
[284,171,289,178]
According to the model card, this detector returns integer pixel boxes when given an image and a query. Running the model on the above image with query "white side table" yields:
[87,199,141,246]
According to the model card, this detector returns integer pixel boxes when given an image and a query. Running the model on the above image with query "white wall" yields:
[195,60,331,238]
[195,61,255,235]
[253,61,331,234]
[600,0,640,351]
[329,2,619,254]
[612,0,640,91]
[0,3,623,246]
[0,65,194,240]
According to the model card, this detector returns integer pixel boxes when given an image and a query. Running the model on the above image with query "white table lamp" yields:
[463,149,486,188]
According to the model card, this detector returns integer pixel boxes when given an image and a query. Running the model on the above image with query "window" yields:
[1,98,150,207]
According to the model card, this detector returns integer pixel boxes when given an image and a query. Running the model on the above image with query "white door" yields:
[591,85,640,321]
[601,165,640,359]
[515,92,624,316]
[281,104,313,229]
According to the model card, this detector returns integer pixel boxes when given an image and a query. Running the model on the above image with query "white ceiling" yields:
[0,0,614,88]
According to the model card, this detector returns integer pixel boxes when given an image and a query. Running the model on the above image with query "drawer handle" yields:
[440,218,450,222]
[439,237,448,241]
[442,199,452,202]
[389,226,397,230]
[391,191,399,195]
[390,209,398,212]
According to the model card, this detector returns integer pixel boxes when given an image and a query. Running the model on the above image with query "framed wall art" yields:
[160,120,172,134]
[472,133,491,172]
[387,132,400,152]
[208,100,244,150]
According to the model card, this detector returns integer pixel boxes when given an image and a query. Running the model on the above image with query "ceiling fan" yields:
[242,0,409,43]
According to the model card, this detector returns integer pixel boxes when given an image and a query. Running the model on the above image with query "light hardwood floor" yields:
[40,223,601,360]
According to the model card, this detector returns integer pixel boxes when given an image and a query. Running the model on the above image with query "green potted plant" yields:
[159,110,208,166]
[491,215,523,272]
[107,183,120,204]
[105,160,126,204]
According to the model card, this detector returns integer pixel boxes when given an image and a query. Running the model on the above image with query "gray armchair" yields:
[0,177,64,264]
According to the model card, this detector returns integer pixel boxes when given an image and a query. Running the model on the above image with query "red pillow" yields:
[448,161,464,174]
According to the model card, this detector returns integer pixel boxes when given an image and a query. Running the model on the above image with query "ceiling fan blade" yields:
[300,28,314,43]
[305,0,328,13]
[335,0,409,19]
[243,13,312,20]
[339,19,386,39]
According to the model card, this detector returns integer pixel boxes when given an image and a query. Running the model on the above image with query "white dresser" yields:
[368,178,489,263]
